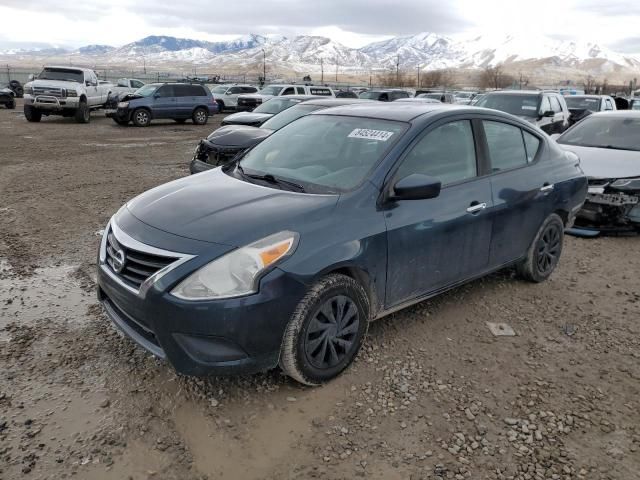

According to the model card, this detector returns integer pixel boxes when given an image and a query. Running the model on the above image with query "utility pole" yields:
[320,58,324,84]
[396,55,400,86]
[417,65,421,88]
[261,48,266,84]
[335,56,339,83]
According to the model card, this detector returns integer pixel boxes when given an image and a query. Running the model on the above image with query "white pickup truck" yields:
[23,66,111,123]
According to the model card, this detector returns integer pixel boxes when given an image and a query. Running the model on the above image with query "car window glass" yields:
[117,79,128,87]
[245,87,258,93]
[296,87,305,94]
[380,93,389,101]
[483,121,528,171]
[131,80,144,88]
[189,85,207,96]
[604,99,614,111]
[228,87,241,94]
[539,96,551,114]
[156,85,174,97]
[282,87,295,95]
[549,96,562,113]
[173,85,190,97]
[396,120,477,186]
[522,131,541,163]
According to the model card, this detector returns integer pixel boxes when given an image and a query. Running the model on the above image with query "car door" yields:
[384,118,494,307]
[152,84,176,118]
[480,118,555,266]
[537,95,554,133]
[548,95,565,134]
[85,72,100,106]
[226,86,242,106]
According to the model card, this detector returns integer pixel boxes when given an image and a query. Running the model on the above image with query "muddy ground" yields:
[0,100,639,480]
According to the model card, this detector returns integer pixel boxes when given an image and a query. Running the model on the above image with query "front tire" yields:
[7,99,16,109]
[24,105,42,122]
[517,213,564,283]
[192,107,208,125]
[132,108,151,127]
[280,274,369,386]
[75,100,90,123]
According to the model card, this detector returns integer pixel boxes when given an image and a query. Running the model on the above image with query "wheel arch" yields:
[313,264,379,319]
[193,105,211,115]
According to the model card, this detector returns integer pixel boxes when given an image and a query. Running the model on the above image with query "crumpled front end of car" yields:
[574,178,640,233]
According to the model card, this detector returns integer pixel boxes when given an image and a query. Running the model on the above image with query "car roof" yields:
[264,95,317,101]
[366,89,408,93]
[313,103,494,122]
[566,94,608,99]
[302,98,372,107]
[44,66,89,72]
[588,110,640,118]
[485,90,542,96]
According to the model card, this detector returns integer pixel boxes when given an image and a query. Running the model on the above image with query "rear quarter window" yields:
[483,121,528,171]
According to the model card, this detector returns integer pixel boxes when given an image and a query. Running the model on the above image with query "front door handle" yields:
[466,202,487,214]
[540,183,555,192]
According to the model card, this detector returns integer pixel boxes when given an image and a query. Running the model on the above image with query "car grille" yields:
[33,86,65,98]
[203,146,242,166]
[105,228,178,290]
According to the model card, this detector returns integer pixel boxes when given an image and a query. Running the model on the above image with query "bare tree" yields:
[480,64,513,90]
[583,75,597,94]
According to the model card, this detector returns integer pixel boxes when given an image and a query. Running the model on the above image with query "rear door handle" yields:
[466,202,487,214]
[540,183,555,192]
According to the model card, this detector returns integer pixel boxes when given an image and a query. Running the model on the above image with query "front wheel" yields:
[192,107,208,125]
[132,108,151,127]
[75,101,90,123]
[517,213,564,283]
[7,99,16,109]
[280,274,369,385]
[24,105,42,122]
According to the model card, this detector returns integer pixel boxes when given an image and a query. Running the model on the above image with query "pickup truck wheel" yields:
[192,107,208,125]
[516,213,564,283]
[280,274,369,386]
[24,105,42,122]
[132,108,150,127]
[75,101,90,123]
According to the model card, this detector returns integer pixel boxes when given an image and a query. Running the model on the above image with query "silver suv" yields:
[210,84,259,111]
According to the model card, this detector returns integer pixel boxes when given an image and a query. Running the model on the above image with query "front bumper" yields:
[106,107,130,121]
[24,95,80,110]
[96,223,308,376]
[572,188,640,234]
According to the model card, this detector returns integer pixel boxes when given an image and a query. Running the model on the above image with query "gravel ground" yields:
[1,100,639,480]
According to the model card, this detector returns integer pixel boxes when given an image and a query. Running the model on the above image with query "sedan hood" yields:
[125,168,338,246]
[223,112,273,126]
[559,144,640,179]
[206,125,272,148]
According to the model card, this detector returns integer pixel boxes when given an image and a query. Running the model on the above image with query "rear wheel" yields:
[517,213,564,282]
[7,99,16,109]
[280,274,369,385]
[192,107,208,125]
[75,100,90,123]
[132,108,151,127]
[24,105,41,122]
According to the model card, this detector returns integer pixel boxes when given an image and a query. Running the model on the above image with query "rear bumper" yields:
[97,256,307,376]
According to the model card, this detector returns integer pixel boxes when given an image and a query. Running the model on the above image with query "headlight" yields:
[66,89,77,97]
[118,101,129,108]
[171,231,298,300]
[611,178,640,190]
[25,86,33,95]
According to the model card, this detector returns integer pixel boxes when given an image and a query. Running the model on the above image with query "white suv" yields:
[236,84,335,111]
[210,84,259,111]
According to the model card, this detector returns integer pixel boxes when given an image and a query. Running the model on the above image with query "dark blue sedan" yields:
[97,104,587,385]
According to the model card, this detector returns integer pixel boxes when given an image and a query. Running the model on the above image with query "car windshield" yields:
[211,86,228,94]
[254,97,302,114]
[134,85,158,97]
[38,68,84,83]
[260,104,324,131]
[237,115,407,193]
[558,116,640,151]
[475,94,540,117]
[418,93,444,100]
[359,91,385,100]
[631,101,640,111]
[259,85,283,96]
[565,96,601,111]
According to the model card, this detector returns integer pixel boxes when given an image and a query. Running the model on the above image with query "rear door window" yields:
[156,85,175,97]
[242,87,258,94]
[396,120,477,185]
[189,85,207,96]
[131,80,144,88]
[522,131,541,163]
[296,87,305,94]
[173,85,190,97]
[483,121,528,171]
[281,87,295,95]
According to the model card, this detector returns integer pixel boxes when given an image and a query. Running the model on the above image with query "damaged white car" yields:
[555,111,640,235]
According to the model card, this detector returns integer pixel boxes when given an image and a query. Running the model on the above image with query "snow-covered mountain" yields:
[2,32,639,76]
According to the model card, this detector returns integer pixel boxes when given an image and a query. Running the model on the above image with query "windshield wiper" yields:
[236,164,305,192]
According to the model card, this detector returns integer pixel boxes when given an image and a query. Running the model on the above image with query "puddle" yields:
[0,260,91,341]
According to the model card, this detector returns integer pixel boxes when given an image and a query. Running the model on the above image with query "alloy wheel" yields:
[305,295,360,369]
[536,224,561,275]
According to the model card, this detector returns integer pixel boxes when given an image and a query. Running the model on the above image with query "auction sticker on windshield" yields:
[348,128,395,141]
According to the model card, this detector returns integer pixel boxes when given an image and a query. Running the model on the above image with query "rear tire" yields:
[517,213,564,283]
[24,105,41,122]
[75,100,90,123]
[192,107,208,125]
[7,99,16,109]
[132,108,151,127]
[280,274,369,386]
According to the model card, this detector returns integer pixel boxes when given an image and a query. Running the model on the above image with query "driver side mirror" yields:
[541,110,555,118]
[392,174,442,201]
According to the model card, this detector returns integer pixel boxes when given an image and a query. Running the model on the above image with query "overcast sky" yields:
[1,0,640,52]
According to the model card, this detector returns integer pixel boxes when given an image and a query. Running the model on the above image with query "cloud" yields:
[127,0,469,37]
[608,37,640,54]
